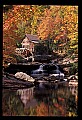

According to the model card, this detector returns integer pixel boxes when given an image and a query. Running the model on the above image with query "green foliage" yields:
[15,21,26,38]
[14,55,27,63]
[66,95,78,116]
[67,48,74,55]
[3,54,17,68]
[71,55,76,60]
[34,43,48,55]
[3,5,78,65]
[2,90,25,116]
[69,62,78,75]
[28,107,36,116]
[16,42,22,48]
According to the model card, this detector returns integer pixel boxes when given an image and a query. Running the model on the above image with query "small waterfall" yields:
[55,64,59,70]
[54,64,61,74]
[31,64,44,74]
[39,64,44,71]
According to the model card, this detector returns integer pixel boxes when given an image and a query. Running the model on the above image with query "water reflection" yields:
[69,85,78,110]
[2,84,78,116]
[69,85,78,96]
[17,87,37,108]
[2,89,25,116]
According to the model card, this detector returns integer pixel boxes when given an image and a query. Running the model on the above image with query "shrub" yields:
[69,62,78,75]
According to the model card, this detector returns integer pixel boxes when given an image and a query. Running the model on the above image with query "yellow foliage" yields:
[54,40,57,43]
[68,112,77,117]
[70,45,78,49]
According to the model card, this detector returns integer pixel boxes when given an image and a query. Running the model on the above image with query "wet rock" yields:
[68,75,78,80]
[68,74,78,86]
[49,73,64,80]
[15,72,35,82]
[63,67,70,74]
[75,72,78,76]
[69,80,78,86]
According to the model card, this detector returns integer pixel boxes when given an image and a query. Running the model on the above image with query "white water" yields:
[53,64,61,74]
[31,64,64,79]
[32,64,44,74]
[55,64,59,70]
[38,64,44,71]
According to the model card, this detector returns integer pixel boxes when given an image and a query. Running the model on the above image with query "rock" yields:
[62,56,78,64]
[63,67,70,74]
[74,58,78,61]
[75,72,78,76]
[68,75,78,80]
[69,80,78,86]
[15,72,35,82]
[8,63,11,66]
[49,73,64,80]
[75,75,78,80]
[63,79,68,82]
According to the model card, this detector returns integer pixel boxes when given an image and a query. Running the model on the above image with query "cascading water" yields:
[48,64,65,80]
[31,63,65,81]
[53,64,61,74]
[55,64,59,70]
[37,64,44,71]
[31,64,48,79]
[31,64,44,74]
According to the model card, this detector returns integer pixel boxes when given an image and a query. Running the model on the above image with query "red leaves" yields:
[37,9,55,40]
[54,102,65,116]
[58,97,65,102]
[37,8,64,40]
[3,5,78,66]
[36,102,48,116]
[54,103,59,108]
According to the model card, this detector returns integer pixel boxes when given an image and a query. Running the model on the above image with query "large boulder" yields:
[15,72,35,82]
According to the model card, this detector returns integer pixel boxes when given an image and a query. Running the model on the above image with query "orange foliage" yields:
[3,5,33,66]
[36,102,48,116]
[37,6,78,54]
[54,103,65,116]
[37,9,55,40]
[58,97,65,102]
[3,5,78,66]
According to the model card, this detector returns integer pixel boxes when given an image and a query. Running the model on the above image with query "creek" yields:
[2,63,78,116]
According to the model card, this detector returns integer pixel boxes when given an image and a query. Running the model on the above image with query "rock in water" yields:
[68,75,78,80]
[15,72,35,82]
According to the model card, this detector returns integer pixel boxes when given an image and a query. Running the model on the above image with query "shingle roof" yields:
[25,34,39,41]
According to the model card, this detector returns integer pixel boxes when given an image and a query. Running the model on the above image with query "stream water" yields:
[2,84,78,116]
[2,63,78,116]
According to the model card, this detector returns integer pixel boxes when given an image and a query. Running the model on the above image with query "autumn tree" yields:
[3,5,78,67]
[37,8,55,40]
[37,7,64,53]
[3,5,34,67]
[37,6,78,55]
[53,6,78,54]
[3,5,51,67]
